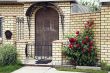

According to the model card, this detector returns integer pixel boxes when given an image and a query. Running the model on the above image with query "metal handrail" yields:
[25,42,35,59]
[25,42,52,60]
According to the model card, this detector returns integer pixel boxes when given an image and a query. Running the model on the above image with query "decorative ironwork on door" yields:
[35,7,59,60]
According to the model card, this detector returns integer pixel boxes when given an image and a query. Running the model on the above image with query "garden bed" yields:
[55,65,101,70]
[0,44,23,73]
[56,67,108,73]
[76,66,101,70]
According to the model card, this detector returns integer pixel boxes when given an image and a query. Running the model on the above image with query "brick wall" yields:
[70,12,101,61]
[0,4,24,44]
[0,4,24,60]
[0,2,110,65]
[52,12,101,65]
[52,40,64,65]
[69,4,110,64]
[23,2,71,42]
[101,4,110,64]
[15,2,71,62]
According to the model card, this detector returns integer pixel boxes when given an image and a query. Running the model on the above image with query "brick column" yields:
[16,40,27,62]
[52,40,67,65]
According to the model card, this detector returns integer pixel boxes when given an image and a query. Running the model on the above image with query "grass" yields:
[0,64,23,73]
[56,67,108,73]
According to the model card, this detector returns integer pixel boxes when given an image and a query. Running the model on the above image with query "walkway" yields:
[12,66,84,73]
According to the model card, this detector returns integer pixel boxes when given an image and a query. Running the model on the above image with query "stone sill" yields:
[53,40,67,43]
[16,40,28,43]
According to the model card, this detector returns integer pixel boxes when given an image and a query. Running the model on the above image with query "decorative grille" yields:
[16,17,24,40]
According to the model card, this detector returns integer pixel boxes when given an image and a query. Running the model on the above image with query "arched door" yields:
[35,7,59,59]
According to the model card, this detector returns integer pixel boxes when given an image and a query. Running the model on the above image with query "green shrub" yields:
[101,61,110,71]
[0,44,17,66]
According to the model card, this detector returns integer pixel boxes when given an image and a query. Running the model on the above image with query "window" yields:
[0,18,2,37]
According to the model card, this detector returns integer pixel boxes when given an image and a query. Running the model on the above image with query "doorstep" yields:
[22,58,53,67]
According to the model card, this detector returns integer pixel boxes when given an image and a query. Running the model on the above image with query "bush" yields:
[101,61,110,71]
[63,20,98,66]
[0,44,17,66]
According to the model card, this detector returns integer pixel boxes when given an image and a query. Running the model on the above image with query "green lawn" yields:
[56,67,108,73]
[0,64,23,73]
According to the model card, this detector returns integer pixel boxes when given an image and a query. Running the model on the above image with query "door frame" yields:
[34,7,59,59]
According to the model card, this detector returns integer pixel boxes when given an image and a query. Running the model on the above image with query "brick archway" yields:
[25,2,64,39]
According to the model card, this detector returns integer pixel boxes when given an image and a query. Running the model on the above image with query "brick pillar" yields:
[52,40,67,65]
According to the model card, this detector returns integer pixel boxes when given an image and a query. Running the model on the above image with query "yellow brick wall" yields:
[0,4,24,60]
[52,40,63,65]
[15,2,71,62]
[101,5,110,64]
[56,2,71,38]
[23,2,71,42]
[70,12,101,63]
[0,4,24,44]
[1,2,110,65]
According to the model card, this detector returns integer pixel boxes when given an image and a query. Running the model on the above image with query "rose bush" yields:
[63,20,98,66]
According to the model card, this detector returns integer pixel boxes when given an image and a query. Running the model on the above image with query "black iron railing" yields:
[25,42,35,59]
[25,42,52,60]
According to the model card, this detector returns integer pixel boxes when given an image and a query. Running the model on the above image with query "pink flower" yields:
[69,38,76,43]
[86,21,90,24]
[76,31,79,35]
[82,48,85,53]
[84,23,88,28]
[86,36,89,41]
[89,20,94,27]
[88,48,91,53]
[85,20,94,28]
[69,44,73,49]
[82,40,86,44]
[76,44,80,48]
[89,41,93,46]
[90,46,93,49]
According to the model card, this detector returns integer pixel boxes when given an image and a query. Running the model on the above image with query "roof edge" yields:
[0,0,77,4]
[17,0,75,2]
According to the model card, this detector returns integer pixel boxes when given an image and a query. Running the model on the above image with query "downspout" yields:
[27,16,31,39]
[61,15,64,39]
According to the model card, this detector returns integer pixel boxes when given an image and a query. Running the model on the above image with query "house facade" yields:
[0,0,76,65]
[0,0,110,65]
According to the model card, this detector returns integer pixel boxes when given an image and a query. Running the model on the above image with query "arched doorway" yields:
[35,7,59,60]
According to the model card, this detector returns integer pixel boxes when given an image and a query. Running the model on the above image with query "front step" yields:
[24,64,54,67]
[23,58,53,67]
[35,59,52,64]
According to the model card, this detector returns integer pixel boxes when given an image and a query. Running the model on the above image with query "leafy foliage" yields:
[56,67,108,73]
[101,61,110,71]
[79,0,100,12]
[63,20,98,66]
[0,44,17,66]
[0,64,23,73]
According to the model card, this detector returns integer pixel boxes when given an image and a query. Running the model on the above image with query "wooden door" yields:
[35,7,59,58]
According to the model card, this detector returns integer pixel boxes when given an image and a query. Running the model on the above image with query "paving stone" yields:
[12,66,85,73]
